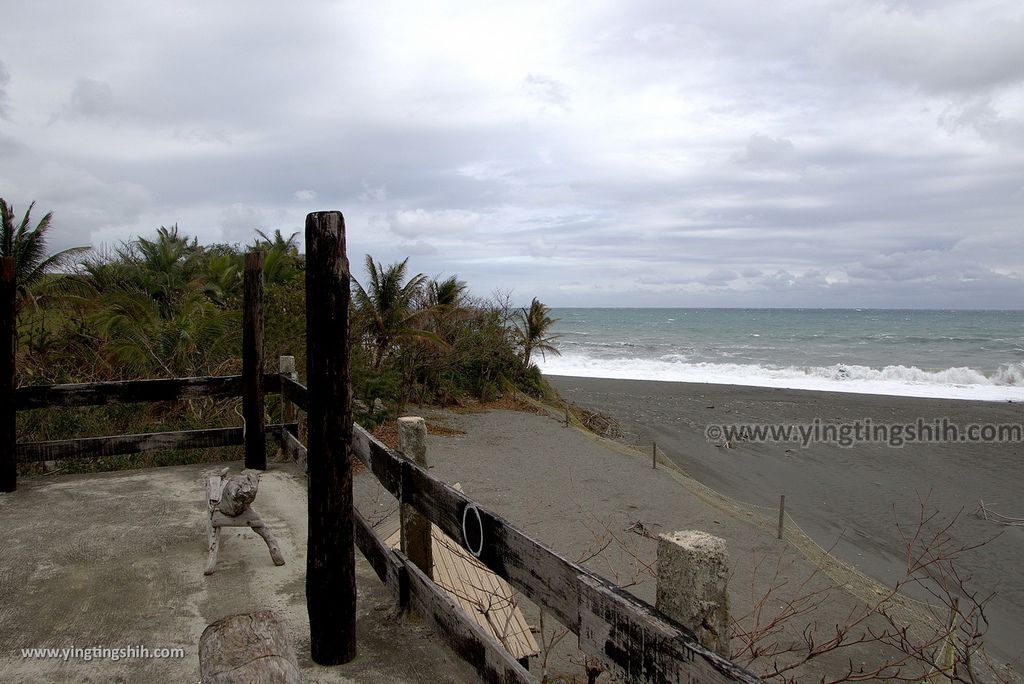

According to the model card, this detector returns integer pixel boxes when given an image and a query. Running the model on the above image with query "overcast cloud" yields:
[1,0,1022,307]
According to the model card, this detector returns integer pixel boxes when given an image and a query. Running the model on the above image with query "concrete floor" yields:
[0,460,480,683]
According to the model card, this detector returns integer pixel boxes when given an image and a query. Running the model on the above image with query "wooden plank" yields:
[305,210,356,665]
[17,426,243,462]
[352,424,402,501]
[1,256,15,492]
[401,549,539,684]
[269,423,307,470]
[17,422,298,463]
[352,511,535,684]
[351,424,761,683]
[243,250,266,470]
[279,374,308,412]
[354,508,404,597]
[578,576,760,683]
[16,373,282,410]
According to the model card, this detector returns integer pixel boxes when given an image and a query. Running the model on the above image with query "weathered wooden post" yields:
[398,416,432,578]
[655,530,731,657]
[305,211,356,665]
[1,256,15,493]
[243,251,266,471]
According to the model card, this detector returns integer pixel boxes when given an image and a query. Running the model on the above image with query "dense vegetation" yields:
[4,201,560,469]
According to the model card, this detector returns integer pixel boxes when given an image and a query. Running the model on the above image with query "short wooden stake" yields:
[777,495,785,540]
[0,257,15,492]
[398,416,432,579]
[652,441,657,469]
[305,211,356,665]
[243,251,266,470]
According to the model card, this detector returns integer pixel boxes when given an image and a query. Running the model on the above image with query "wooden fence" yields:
[0,212,762,683]
[276,372,761,683]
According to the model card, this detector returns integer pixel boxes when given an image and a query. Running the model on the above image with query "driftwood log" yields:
[218,471,259,516]
[199,610,300,683]
[204,469,285,575]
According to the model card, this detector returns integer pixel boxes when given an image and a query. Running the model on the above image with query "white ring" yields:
[462,503,484,558]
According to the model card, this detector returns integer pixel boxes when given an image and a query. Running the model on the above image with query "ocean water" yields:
[536,309,1024,401]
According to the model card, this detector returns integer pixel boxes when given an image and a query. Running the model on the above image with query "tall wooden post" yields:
[1,257,16,493]
[305,211,356,664]
[243,251,266,470]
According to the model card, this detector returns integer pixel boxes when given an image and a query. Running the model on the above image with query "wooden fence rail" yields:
[17,422,298,462]
[274,375,760,683]
[15,373,282,410]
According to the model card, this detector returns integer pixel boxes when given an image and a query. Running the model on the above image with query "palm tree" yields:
[254,229,302,284]
[428,276,467,309]
[0,199,89,310]
[92,287,235,377]
[352,255,434,369]
[255,229,300,256]
[515,297,561,367]
[118,225,199,316]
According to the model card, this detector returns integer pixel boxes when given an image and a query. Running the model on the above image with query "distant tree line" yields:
[2,199,561,430]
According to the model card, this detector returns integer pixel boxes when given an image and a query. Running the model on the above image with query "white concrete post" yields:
[277,356,299,467]
[655,530,731,657]
[279,355,297,425]
[398,416,432,578]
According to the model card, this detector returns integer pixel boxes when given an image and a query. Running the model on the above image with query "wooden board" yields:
[403,550,539,684]
[16,373,282,410]
[279,375,308,412]
[385,524,540,660]
[353,510,536,684]
[269,424,307,469]
[351,423,762,683]
[17,422,298,462]
[17,426,243,462]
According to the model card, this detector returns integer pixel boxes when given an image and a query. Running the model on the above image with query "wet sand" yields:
[549,376,1024,665]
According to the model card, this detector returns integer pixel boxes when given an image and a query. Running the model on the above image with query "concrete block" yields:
[655,530,730,657]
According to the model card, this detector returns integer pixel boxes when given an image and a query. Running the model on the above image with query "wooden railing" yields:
[275,373,762,684]
[1,212,763,682]
[2,247,276,483]
[12,373,292,462]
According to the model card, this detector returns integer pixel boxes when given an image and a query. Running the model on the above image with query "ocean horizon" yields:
[536,308,1024,401]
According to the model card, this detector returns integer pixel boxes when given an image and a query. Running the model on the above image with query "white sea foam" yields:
[537,355,1024,401]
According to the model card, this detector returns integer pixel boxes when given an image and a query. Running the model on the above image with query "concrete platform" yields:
[0,460,480,683]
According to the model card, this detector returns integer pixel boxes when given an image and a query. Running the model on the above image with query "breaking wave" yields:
[537,355,1024,401]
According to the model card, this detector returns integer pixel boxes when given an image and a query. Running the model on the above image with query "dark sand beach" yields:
[550,376,1024,665]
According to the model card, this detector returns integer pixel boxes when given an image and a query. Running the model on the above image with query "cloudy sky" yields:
[1,1,1022,308]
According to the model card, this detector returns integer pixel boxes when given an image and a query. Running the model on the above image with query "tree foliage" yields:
[13,205,558,414]
[0,198,89,310]
[515,297,561,366]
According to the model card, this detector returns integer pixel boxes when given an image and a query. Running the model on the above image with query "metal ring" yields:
[462,503,484,558]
